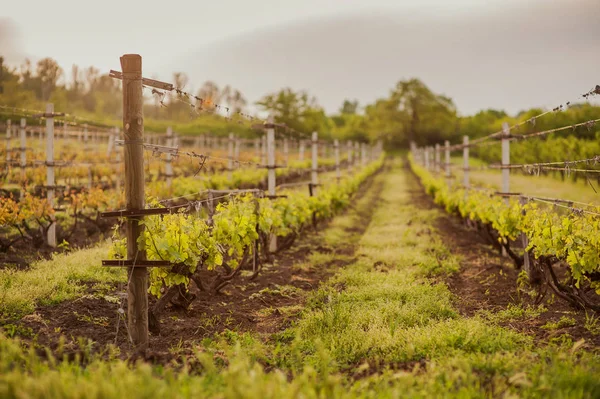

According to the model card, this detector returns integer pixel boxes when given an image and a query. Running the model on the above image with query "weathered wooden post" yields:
[166,127,173,189]
[347,141,353,171]
[354,142,360,167]
[334,139,340,180]
[501,122,510,257]
[463,136,469,189]
[283,138,289,167]
[434,143,440,174]
[519,195,532,277]
[261,134,267,165]
[267,116,277,251]
[121,54,148,351]
[444,140,451,183]
[234,136,240,168]
[425,146,430,170]
[361,142,366,166]
[267,118,276,197]
[19,118,26,199]
[45,104,57,248]
[107,128,115,157]
[311,132,319,186]
[84,124,89,146]
[228,132,234,181]
[5,119,11,163]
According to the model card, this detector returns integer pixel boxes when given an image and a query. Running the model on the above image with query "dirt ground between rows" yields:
[405,169,600,348]
[12,163,599,365]
[16,169,385,361]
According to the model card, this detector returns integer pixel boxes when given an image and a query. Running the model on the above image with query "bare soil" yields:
[405,169,600,348]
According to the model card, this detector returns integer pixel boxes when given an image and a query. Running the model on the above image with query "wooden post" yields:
[267,117,277,252]
[234,135,240,168]
[444,140,451,181]
[311,132,318,186]
[283,138,289,167]
[45,104,56,248]
[261,134,267,165]
[107,128,115,157]
[121,54,148,352]
[299,139,305,162]
[519,196,532,277]
[19,118,26,199]
[463,135,469,189]
[425,147,430,170]
[361,143,366,166]
[502,123,510,194]
[84,124,89,146]
[267,118,276,197]
[501,122,510,257]
[434,143,440,174]
[347,141,353,171]
[63,121,67,140]
[5,119,11,163]
[354,142,360,167]
[228,132,234,181]
[254,138,260,161]
[166,127,173,188]
[334,139,340,180]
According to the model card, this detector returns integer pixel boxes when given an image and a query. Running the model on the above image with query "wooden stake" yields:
[166,127,173,188]
[519,196,532,277]
[121,54,148,352]
[267,118,276,196]
[234,135,240,168]
[261,134,267,166]
[228,132,234,181]
[501,122,510,258]
[361,143,366,167]
[19,119,26,199]
[267,117,277,252]
[45,104,56,248]
[434,143,440,174]
[311,132,318,186]
[254,138,260,161]
[5,119,11,163]
[425,146,430,170]
[84,124,89,146]
[334,139,340,179]
[107,129,115,157]
[347,141,353,171]
[444,140,451,180]
[463,136,469,189]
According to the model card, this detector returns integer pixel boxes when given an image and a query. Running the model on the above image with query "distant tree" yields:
[36,58,62,101]
[257,88,331,137]
[340,99,359,115]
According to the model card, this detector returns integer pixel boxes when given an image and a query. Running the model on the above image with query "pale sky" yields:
[1,0,598,115]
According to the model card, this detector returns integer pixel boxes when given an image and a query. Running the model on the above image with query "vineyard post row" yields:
[411,123,534,275]
[98,53,334,351]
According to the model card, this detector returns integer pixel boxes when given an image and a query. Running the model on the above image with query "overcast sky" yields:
[1,0,598,115]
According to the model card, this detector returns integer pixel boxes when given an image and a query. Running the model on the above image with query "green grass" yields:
[0,160,599,398]
[0,242,124,321]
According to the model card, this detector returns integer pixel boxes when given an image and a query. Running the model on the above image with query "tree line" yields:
[1,56,598,147]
